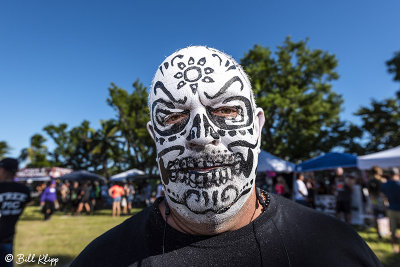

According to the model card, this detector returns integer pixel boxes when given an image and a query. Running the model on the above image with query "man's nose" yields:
[185,114,220,151]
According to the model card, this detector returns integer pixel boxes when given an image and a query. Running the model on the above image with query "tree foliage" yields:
[353,51,400,153]
[107,79,157,173]
[241,37,345,162]
[19,134,51,167]
[0,141,11,159]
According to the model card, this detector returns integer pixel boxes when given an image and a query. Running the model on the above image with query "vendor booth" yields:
[296,152,357,172]
[257,150,296,173]
[256,150,295,196]
[296,152,368,225]
[357,145,400,170]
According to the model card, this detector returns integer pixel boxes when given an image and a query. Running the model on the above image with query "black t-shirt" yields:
[336,177,352,202]
[0,182,31,243]
[367,178,381,197]
[71,194,381,267]
[80,185,91,201]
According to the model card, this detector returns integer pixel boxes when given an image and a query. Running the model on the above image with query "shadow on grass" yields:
[381,252,400,267]
[13,254,75,267]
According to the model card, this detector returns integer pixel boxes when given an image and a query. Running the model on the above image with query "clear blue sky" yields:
[1,0,399,158]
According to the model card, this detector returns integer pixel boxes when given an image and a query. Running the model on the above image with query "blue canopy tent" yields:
[296,152,357,172]
[257,150,296,172]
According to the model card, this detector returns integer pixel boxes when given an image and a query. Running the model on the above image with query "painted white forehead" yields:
[151,46,251,92]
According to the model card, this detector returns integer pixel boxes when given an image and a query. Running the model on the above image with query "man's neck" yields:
[158,188,263,236]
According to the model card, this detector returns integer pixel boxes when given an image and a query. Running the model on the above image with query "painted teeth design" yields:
[167,154,238,171]
[167,165,236,189]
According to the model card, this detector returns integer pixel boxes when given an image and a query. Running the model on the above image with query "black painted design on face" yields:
[177,81,186,89]
[164,152,251,189]
[247,128,253,135]
[226,65,236,71]
[159,66,164,76]
[204,76,244,100]
[178,62,186,70]
[184,66,202,82]
[172,56,215,94]
[190,83,198,94]
[171,54,184,66]
[153,104,190,137]
[186,114,201,141]
[202,115,220,139]
[158,145,185,159]
[198,57,206,66]
[206,96,253,130]
[188,57,195,65]
[164,62,169,69]
[168,136,177,142]
[159,138,165,145]
[168,186,251,214]
[212,53,222,65]
[227,140,258,151]
[228,130,236,136]
[151,47,261,218]
[204,67,214,74]
[154,81,187,104]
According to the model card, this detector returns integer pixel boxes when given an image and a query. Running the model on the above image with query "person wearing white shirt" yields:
[295,173,309,206]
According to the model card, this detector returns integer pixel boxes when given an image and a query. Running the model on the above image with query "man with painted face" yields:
[72,46,381,266]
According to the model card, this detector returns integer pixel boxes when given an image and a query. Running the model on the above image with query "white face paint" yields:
[148,46,264,224]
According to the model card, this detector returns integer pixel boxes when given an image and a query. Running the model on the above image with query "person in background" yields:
[108,183,124,217]
[124,182,134,214]
[381,168,400,253]
[128,182,135,212]
[91,181,101,212]
[274,176,288,198]
[306,177,316,209]
[40,181,58,220]
[294,173,308,206]
[70,181,80,214]
[143,182,152,207]
[0,158,31,267]
[76,181,91,215]
[335,167,353,224]
[59,181,70,213]
[367,166,386,238]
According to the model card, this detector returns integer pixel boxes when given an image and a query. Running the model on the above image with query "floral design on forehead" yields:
[158,51,240,94]
[149,46,261,222]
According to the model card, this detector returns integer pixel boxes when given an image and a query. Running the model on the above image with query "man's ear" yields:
[254,107,265,153]
[147,121,155,141]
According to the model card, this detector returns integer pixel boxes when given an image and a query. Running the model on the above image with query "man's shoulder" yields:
[273,194,352,230]
[269,195,381,266]
[71,206,154,266]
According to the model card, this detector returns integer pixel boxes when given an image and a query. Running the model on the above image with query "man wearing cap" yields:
[0,158,31,266]
[381,168,400,253]
[72,46,380,266]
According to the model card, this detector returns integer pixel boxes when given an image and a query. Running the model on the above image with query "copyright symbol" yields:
[4,254,13,263]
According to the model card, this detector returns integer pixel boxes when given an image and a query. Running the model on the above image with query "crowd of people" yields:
[30,180,160,219]
[289,166,400,253]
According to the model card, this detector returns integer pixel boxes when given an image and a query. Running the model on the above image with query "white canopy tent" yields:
[110,168,145,182]
[357,145,400,170]
[257,150,296,172]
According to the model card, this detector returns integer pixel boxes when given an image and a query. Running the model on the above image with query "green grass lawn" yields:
[13,206,400,267]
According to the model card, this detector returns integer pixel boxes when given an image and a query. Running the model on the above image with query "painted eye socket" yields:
[164,113,189,125]
[212,106,239,118]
